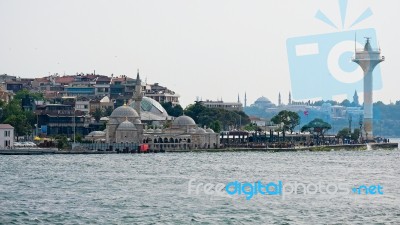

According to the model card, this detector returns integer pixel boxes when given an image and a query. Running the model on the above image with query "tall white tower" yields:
[352,38,384,140]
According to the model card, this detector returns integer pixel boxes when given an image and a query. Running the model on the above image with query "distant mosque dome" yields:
[252,96,275,109]
[117,120,137,130]
[111,105,139,118]
[172,115,196,127]
[255,96,270,103]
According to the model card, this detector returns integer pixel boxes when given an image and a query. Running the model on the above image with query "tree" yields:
[54,135,69,149]
[171,104,184,117]
[161,102,184,117]
[4,114,32,141]
[337,128,351,141]
[103,106,113,117]
[92,108,102,122]
[14,89,44,101]
[351,128,361,142]
[271,110,300,133]
[244,123,261,132]
[75,133,83,143]
[209,120,222,133]
[2,99,33,140]
[340,99,351,107]
[184,102,251,130]
[301,118,332,139]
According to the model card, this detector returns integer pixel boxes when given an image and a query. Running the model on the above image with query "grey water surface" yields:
[1,149,399,224]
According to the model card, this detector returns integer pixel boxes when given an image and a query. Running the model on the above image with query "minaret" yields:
[288,91,292,105]
[353,90,359,106]
[237,93,240,103]
[352,37,384,140]
[278,92,281,106]
[134,69,143,116]
[244,92,247,108]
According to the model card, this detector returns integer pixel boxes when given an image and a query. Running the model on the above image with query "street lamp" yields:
[73,108,76,143]
[359,115,363,143]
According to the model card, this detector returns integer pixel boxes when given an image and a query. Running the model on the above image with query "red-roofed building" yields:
[55,76,75,85]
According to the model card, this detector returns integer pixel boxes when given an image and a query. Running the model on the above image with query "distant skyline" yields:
[1,0,399,107]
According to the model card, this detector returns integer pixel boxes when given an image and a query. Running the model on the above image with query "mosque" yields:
[85,72,220,150]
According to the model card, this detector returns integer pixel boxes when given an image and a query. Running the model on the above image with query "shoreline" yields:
[0,143,397,155]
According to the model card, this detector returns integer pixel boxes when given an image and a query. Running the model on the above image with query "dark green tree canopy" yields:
[161,102,183,117]
[301,118,332,137]
[337,128,361,142]
[337,128,351,140]
[91,108,102,123]
[0,91,37,140]
[271,110,300,133]
[184,102,250,131]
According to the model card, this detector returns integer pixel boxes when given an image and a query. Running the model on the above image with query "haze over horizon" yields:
[1,0,399,107]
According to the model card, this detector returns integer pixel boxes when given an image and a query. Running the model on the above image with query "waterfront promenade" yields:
[0,143,397,155]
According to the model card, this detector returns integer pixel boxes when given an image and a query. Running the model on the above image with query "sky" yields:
[0,0,399,107]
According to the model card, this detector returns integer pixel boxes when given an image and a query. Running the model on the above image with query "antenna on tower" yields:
[378,40,381,51]
[354,32,357,53]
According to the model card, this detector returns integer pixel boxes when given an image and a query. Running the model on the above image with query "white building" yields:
[0,124,14,149]
[145,83,180,106]
[201,100,243,111]
[75,99,90,115]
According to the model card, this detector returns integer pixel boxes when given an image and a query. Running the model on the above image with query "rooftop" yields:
[0,124,14,129]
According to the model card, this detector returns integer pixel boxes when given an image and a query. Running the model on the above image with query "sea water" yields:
[0,149,399,224]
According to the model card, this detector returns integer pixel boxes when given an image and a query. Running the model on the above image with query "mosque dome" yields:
[100,117,109,121]
[147,128,154,133]
[173,115,196,126]
[133,118,141,124]
[108,118,119,124]
[111,105,139,118]
[253,96,275,109]
[206,128,215,133]
[117,120,137,130]
[155,128,162,133]
[255,96,271,103]
[100,96,110,103]
[87,131,106,137]
[196,128,207,134]
[189,128,197,133]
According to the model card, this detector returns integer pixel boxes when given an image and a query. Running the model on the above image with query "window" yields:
[4,130,10,137]
[4,140,10,147]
